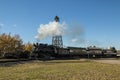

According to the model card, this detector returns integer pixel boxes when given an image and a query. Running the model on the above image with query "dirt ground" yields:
[91,59,120,64]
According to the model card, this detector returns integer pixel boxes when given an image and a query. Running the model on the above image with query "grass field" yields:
[0,60,120,80]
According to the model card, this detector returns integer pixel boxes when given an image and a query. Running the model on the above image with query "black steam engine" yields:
[32,43,117,59]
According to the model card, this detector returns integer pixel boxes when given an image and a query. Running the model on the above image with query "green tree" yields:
[110,47,117,53]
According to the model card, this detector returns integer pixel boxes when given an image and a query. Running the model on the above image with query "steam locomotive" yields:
[32,43,117,59]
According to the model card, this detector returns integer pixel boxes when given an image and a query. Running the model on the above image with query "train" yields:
[31,43,117,59]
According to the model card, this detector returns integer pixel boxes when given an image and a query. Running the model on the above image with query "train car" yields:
[55,48,70,58]
[103,49,117,57]
[67,47,87,57]
[87,46,103,58]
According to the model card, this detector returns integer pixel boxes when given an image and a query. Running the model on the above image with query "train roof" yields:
[87,46,102,50]
[67,47,86,49]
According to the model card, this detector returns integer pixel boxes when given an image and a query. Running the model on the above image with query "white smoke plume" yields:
[35,20,86,46]
[35,21,66,40]
[66,24,85,45]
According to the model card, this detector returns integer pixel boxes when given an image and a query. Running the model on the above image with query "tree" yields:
[0,33,23,57]
[110,47,117,53]
[24,42,33,53]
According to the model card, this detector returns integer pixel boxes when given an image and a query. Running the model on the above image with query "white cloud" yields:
[13,24,17,28]
[71,38,78,43]
[0,23,4,28]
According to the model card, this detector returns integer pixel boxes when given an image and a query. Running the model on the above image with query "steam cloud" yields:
[35,20,85,46]
[66,24,85,44]
[35,21,66,40]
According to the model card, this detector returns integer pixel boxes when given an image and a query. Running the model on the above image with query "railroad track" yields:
[0,59,31,63]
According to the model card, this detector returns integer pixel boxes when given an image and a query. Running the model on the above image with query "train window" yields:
[70,50,73,52]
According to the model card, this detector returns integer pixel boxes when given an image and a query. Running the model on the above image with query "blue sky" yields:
[0,0,120,49]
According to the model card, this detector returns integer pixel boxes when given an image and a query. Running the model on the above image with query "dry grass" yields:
[0,60,120,80]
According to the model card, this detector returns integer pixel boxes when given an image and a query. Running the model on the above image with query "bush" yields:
[19,51,30,59]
